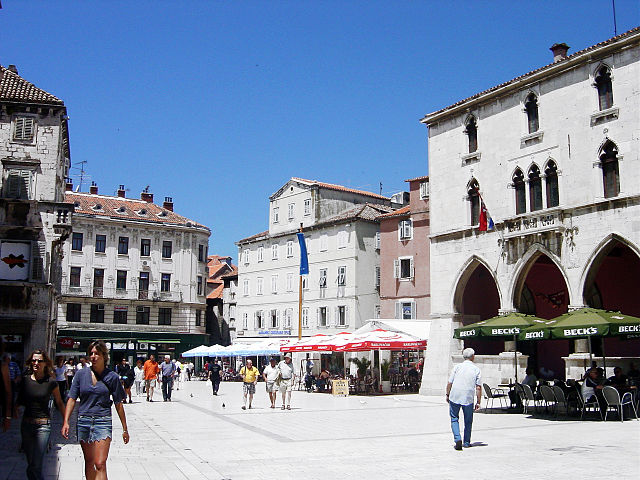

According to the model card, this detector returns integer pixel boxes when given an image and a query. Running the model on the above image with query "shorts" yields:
[279,378,292,392]
[76,415,112,443]
[145,379,156,389]
[243,382,256,395]
[266,381,278,393]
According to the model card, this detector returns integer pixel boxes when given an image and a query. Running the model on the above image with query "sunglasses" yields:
[31,359,44,363]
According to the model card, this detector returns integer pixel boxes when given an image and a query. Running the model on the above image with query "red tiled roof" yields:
[291,177,389,201]
[421,26,640,123]
[0,65,64,105]
[236,230,269,244]
[220,265,238,279]
[405,175,429,183]
[207,283,224,300]
[66,192,209,231]
[377,205,410,219]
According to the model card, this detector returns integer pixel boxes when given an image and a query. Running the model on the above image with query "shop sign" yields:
[258,330,291,336]
[58,337,75,348]
[1,334,22,343]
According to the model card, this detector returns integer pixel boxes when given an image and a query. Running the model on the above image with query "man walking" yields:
[239,359,259,410]
[278,353,295,410]
[263,358,280,408]
[208,358,222,395]
[161,355,177,401]
[143,354,160,402]
[446,348,482,450]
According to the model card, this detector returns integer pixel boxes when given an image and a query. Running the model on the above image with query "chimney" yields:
[140,186,154,203]
[89,181,98,195]
[117,184,126,198]
[550,43,570,63]
[163,196,174,212]
[7,65,18,74]
[65,179,73,192]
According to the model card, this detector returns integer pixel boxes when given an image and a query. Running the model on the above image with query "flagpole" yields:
[298,224,303,341]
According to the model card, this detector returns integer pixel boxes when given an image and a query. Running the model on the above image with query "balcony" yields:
[62,286,181,302]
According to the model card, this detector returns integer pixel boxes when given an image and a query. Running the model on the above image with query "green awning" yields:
[453,312,545,339]
[57,329,209,346]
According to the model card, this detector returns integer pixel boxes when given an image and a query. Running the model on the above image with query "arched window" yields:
[465,117,478,153]
[528,165,543,211]
[545,161,559,208]
[524,93,539,133]
[513,169,526,214]
[467,179,480,225]
[600,141,620,198]
[595,66,613,111]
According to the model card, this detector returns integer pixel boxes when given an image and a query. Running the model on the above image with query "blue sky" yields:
[2,1,638,260]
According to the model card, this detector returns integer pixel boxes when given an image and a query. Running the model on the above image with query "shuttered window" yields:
[5,170,32,199]
[13,117,35,142]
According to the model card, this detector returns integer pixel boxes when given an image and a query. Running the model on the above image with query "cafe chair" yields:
[539,385,558,415]
[521,383,538,414]
[580,392,603,421]
[602,386,639,422]
[482,383,508,412]
[552,385,568,416]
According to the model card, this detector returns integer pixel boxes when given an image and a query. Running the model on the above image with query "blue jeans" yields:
[21,421,51,480]
[449,402,474,445]
[162,378,173,400]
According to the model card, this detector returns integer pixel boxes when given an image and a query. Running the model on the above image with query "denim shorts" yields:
[76,415,112,443]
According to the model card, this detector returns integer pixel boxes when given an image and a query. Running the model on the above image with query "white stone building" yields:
[236,178,394,346]
[420,28,640,393]
[0,65,73,361]
[56,185,210,362]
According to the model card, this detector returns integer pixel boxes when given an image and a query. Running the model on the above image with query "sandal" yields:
[281,405,285,410]
[287,405,291,410]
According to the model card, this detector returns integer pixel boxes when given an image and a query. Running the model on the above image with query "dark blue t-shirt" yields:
[68,367,125,417]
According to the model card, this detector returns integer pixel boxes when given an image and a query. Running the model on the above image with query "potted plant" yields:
[349,357,371,379]
[380,359,392,393]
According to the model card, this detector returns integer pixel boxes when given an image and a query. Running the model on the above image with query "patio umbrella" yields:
[280,332,353,353]
[181,345,210,357]
[453,312,545,380]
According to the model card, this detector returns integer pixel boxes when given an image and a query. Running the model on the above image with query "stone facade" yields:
[420,28,640,393]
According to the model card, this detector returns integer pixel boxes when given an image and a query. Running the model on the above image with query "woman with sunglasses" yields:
[18,350,66,480]
[62,341,129,480]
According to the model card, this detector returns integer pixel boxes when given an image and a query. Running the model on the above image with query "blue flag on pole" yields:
[297,232,309,275]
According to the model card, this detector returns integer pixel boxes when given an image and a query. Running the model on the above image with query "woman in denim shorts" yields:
[62,341,129,480]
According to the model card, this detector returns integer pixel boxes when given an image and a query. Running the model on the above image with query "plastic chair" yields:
[602,386,639,422]
[521,383,538,414]
[482,383,508,412]
[580,391,603,420]
[539,385,557,415]
[552,385,568,416]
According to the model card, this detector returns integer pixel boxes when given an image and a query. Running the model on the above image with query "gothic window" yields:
[524,93,539,133]
[467,179,480,225]
[464,117,478,153]
[600,141,620,198]
[528,165,543,211]
[545,161,559,208]
[513,169,526,214]
[595,66,613,111]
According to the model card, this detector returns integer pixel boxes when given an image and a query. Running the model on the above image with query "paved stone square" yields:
[1,380,638,479]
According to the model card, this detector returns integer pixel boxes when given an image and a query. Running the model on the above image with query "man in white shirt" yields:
[262,358,280,408]
[446,348,482,450]
[278,354,296,410]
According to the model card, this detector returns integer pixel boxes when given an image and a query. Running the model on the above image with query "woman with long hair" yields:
[0,337,12,432]
[61,341,129,480]
[18,349,66,480]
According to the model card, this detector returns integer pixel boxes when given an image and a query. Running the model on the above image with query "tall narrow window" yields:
[93,269,104,293]
[118,236,129,255]
[162,241,172,258]
[528,165,543,211]
[139,272,150,292]
[198,244,205,262]
[161,273,171,292]
[595,66,613,111]
[524,93,539,133]
[197,276,203,295]
[140,238,151,257]
[95,234,106,253]
[465,117,478,153]
[600,141,620,198]
[467,179,480,225]
[512,169,526,214]
[69,267,81,287]
[545,161,559,208]
[72,233,83,251]
[116,270,127,290]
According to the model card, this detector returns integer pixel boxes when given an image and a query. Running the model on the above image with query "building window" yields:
[198,244,204,262]
[337,306,347,327]
[95,234,106,253]
[319,268,327,288]
[375,266,380,287]
[161,241,172,258]
[160,273,171,292]
[243,249,250,264]
[302,275,308,290]
[90,304,105,323]
[286,240,293,257]
[242,312,248,330]
[374,305,381,319]
[136,306,150,325]
[257,246,264,262]
[600,141,620,198]
[375,232,381,249]
[524,93,539,133]
[318,307,328,327]
[140,239,151,257]
[337,266,346,286]
[118,236,129,255]
[158,308,172,325]
[72,232,83,251]
[467,179,480,226]
[396,301,415,320]
[270,309,278,328]
[271,274,278,294]
[398,219,412,240]
[13,116,36,142]
[545,161,559,208]
[93,268,104,291]
[114,308,128,324]
[285,308,293,328]
[197,276,203,295]
[4,169,32,199]
[595,66,613,111]
[116,270,127,290]
[337,230,348,249]
[66,303,81,322]
[304,198,311,215]
[302,308,309,328]
[69,267,81,287]
[320,234,328,252]
[420,181,429,199]
[394,257,414,280]
[288,203,295,220]
[243,279,249,296]
[465,116,478,153]
[255,310,264,329]
[286,272,294,292]
[271,244,279,260]
[195,310,202,327]
[139,272,150,292]
[272,206,279,223]
[528,165,543,211]
[257,277,264,295]
[513,169,526,214]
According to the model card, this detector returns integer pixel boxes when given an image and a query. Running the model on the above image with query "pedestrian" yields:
[263,357,280,408]
[239,359,259,410]
[143,354,159,402]
[115,358,134,404]
[306,357,314,375]
[445,348,482,450]
[207,358,222,396]
[54,357,67,399]
[173,360,182,391]
[1,337,12,432]
[133,360,144,397]
[64,358,75,391]
[278,353,295,410]
[187,361,194,381]
[18,349,66,480]
[160,355,176,402]
[62,340,129,480]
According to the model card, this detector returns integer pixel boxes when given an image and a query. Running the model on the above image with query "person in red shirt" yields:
[143,355,159,402]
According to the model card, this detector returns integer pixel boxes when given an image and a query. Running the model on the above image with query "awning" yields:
[355,319,430,341]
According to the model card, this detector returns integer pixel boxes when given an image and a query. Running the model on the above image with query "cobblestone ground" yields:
[1,380,638,479]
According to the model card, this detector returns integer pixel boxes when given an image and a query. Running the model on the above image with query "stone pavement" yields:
[1,380,638,479]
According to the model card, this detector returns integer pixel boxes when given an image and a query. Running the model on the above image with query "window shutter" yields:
[411,301,417,319]
[397,220,402,241]
[410,258,415,279]
[375,266,380,287]
[395,302,401,319]
[23,118,34,140]
[316,307,321,327]
[7,171,21,198]
[344,306,349,326]
[276,310,281,328]
[32,241,46,281]
[334,307,339,326]
[14,117,24,140]
[408,220,413,239]
[393,259,400,279]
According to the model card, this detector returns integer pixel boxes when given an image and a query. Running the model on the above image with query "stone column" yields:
[419,316,460,396]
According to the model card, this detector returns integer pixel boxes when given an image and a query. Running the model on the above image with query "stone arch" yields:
[451,255,502,315]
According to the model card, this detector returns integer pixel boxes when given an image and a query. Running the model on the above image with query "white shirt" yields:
[263,365,280,382]
[448,360,481,406]
[278,360,295,380]
[134,366,144,382]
